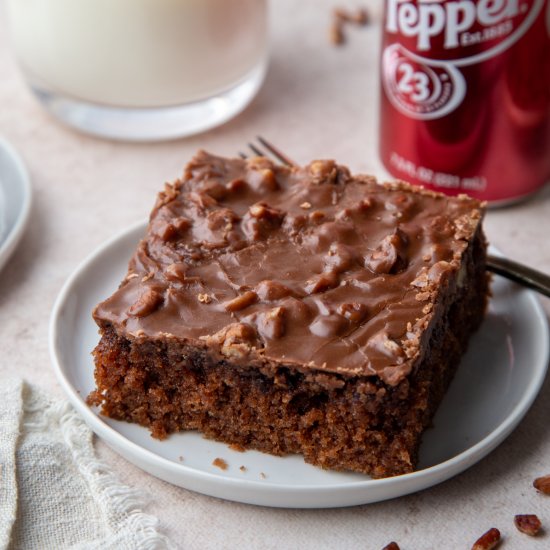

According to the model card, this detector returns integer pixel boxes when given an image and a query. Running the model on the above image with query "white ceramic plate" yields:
[50,222,549,508]
[0,137,32,273]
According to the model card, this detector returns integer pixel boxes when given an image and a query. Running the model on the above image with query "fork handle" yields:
[486,255,550,298]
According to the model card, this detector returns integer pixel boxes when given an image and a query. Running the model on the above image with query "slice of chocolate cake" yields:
[88,151,489,478]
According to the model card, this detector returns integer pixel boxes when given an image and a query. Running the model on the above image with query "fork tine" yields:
[241,137,297,167]
[256,136,297,167]
[248,142,264,158]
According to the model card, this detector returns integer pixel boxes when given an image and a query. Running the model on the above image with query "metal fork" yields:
[243,136,550,298]
[240,136,296,167]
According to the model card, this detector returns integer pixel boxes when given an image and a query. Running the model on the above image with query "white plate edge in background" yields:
[0,136,32,273]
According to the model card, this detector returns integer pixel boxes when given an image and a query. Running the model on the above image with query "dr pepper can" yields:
[380,0,550,204]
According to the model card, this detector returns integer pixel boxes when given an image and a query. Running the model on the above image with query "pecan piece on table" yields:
[533,474,550,494]
[514,514,542,536]
[329,6,369,46]
[471,527,501,550]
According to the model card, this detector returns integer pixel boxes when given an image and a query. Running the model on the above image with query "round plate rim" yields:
[0,136,33,272]
[49,220,550,507]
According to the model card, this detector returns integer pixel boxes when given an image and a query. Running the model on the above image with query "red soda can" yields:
[379,0,550,204]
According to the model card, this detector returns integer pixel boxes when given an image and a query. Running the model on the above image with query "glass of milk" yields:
[6,0,268,141]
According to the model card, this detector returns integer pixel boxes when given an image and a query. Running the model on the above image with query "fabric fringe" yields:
[22,385,176,550]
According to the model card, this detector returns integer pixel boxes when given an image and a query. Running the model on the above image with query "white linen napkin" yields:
[0,378,174,550]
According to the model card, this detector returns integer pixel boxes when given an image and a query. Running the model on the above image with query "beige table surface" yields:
[1,1,549,548]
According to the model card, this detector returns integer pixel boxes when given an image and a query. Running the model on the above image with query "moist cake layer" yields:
[90,151,489,477]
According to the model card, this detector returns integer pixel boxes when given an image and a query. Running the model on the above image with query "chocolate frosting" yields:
[94,151,484,386]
